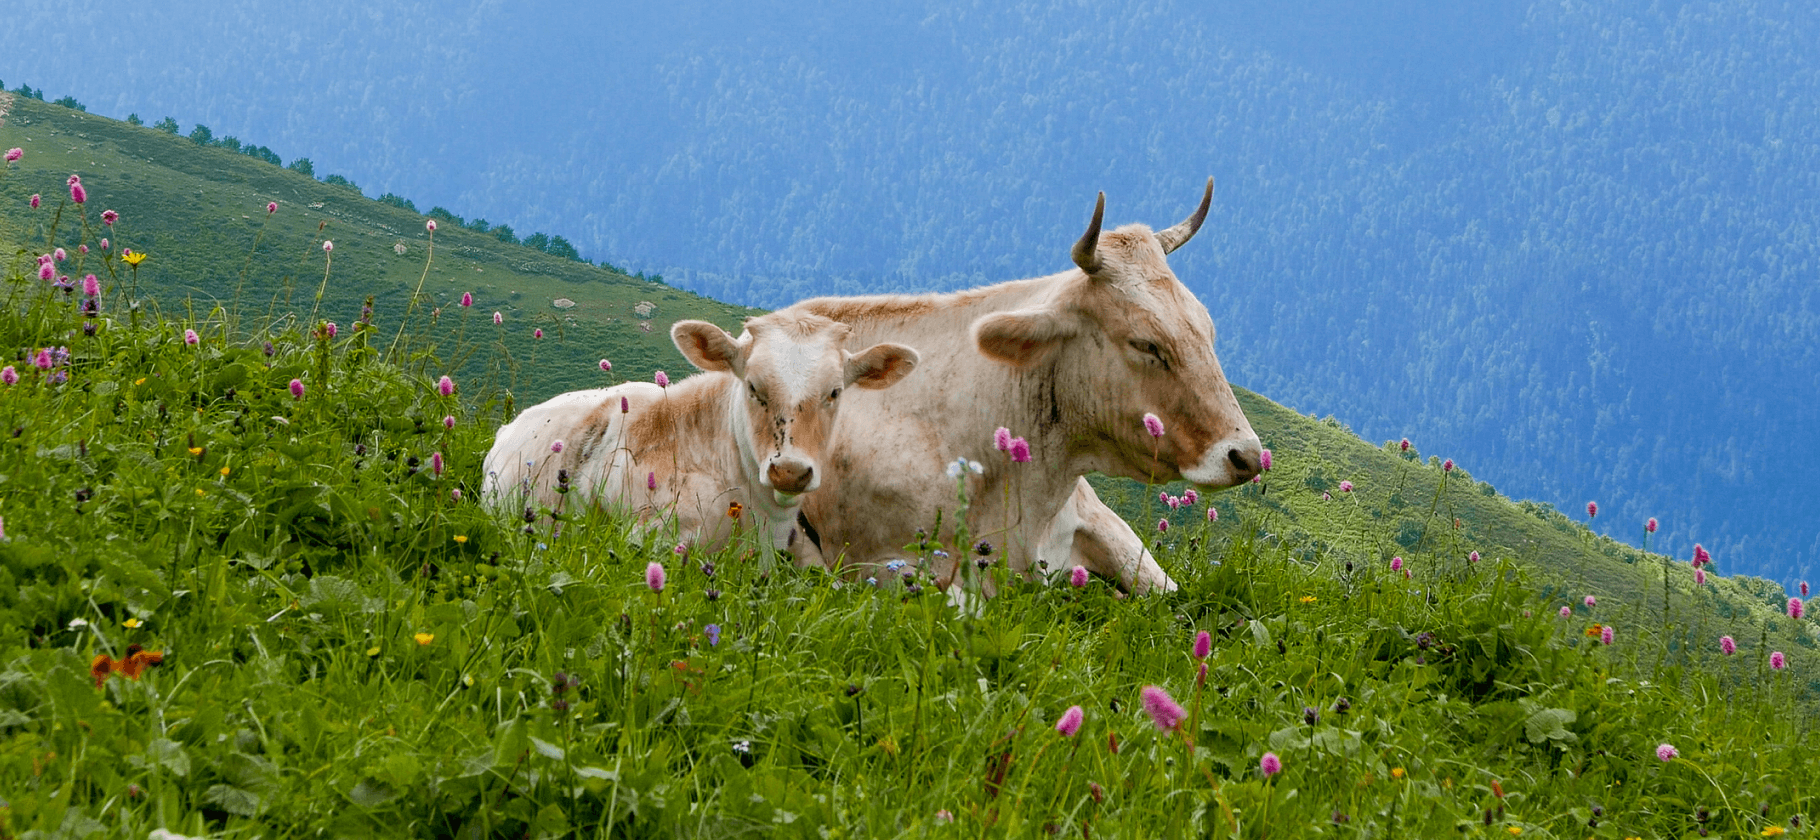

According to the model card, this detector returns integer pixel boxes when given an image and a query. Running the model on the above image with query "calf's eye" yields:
[828,387,841,401]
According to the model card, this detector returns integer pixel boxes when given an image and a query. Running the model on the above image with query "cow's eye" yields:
[1129,340,1167,368]
[748,383,767,405]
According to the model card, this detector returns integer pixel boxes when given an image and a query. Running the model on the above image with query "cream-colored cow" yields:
[783,180,1262,592]
[482,312,918,559]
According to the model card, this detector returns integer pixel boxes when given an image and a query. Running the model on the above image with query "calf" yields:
[482,313,918,559]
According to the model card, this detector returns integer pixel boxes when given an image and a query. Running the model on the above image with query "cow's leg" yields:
[1044,477,1177,595]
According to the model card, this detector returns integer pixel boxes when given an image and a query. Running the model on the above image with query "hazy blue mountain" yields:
[6,0,1816,586]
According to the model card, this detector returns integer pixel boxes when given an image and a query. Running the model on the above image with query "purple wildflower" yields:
[621,396,630,413]
[1771,651,1786,670]
[1695,568,1706,586]
[1142,413,1164,437]
[426,219,438,233]
[1069,565,1089,588]
[1193,630,1211,660]
[1260,752,1283,778]
[655,371,670,388]
[289,379,305,399]
[460,292,473,307]
[3,148,19,162]
[267,202,278,214]
[1339,480,1353,493]
[82,275,99,297]
[994,426,1012,451]
[551,440,565,454]
[1400,438,1410,451]
[1207,507,1218,522]
[492,311,503,325]
[0,366,15,386]
[1139,685,1185,731]
[438,375,454,396]
[1468,550,1480,563]
[1390,556,1403,572]
[1646,517,1658,533]
[1558,605,1571,618]
[1656,743,1678,762]
[29,194,41,209]
[1055,705,1084,737]
[101,209,118,226]
[599,359,612,371]
[71,182,86,204]
[444,415,456,430]
[1442,458,1455,472]
[1260,449,1272,471]
[430,452,444,476]
[1586,501,1598,518]
[647,471,657,491]
[1584,595,1596,608]
[1157,519,1169,533]
[706,624,721,646]
[1009,437,1030,463]
[645,562,666,593]
[1789,598,1804,620]
[1600,625,1614,645]
[183,329,199,346]
[1720,636,1736,655]
[1183,489,1198,505]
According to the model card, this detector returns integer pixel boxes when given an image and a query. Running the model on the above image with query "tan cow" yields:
[783,180,1261,591]
[481,312,919,559]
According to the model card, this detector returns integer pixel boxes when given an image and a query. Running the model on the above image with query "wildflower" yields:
[454,535,469,544]
[1322,492,1331,501]
[1303,706,1319,725]
[1183,488,1198,505]
[1584,595,1596,608]
[30,194,41,208]
[38,263,52,281]
[289,379,305,400]
[0,367,14,386]
[430,452,444,476]
[82,274,99,297]
[647,471,657,491]
[1801,581,1810,598]
[598,358,611,371]
[1009,437,1030,463]
[1763,827,1787,837]
[945,457,984,478]
[101,238,109,250]
[451,489,462,501]
[1646,517,1658,533]
[655,370,670,387]
[1206,507,1218,522]
[438,375,455,396]
[994,426,1012,451]
[646,562,666,592]
[1157,518,1169,533]
[534,328,543,339]
[1193,630,1211,660]
[621,396,630,413]
[1391,767,1406,779]
[71,181,87,204]
[1390,556,1403,572]
[728,501,744,520]
[1507,829,1521,836]
[1069,565,1089,588]
[444,415,456,430]
[121,250,147,267]
[935,811,954,825]
[102,209,119,225]
[1789,598,1803,620]
[3,148,19,162]
[1339,480,1353,492]
[1442,458,1455,472]
[1771,651,1786,670]
[493,311,503,325]
[123,617,143,629]
[1139,685,1186,731]
[426,219,438,233]
[1142,413,1165,437]
[1721,636,1736,655]
[414,633,434,646]
[1400,438,1410,451]
[267,201,278,214]
[1586,501,1598,518]
[1160,490,1171,504]
[1260,752,1283,778]
[1601,626,1614,645]
[323,321,337,338]
[673,543,687,556]
[1055,705,1084,737]
[1299,595,1317,604]
[323,240,333,252]
[1695,568,1706,586]
[1260,449,1273,470]
[55,247,67,262]
[1468,550,1480,563]
[1693,544,1710,567]
[705,624,721,646]
[1656,743,1678,762]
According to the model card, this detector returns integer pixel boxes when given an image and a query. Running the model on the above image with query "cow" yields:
[781,180,1262,592]
[481,312,919,560]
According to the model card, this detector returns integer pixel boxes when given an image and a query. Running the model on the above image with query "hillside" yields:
[0,93,761,406]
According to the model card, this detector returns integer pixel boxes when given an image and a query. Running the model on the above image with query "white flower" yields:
[67,618,89,629]
[946,457,985,478]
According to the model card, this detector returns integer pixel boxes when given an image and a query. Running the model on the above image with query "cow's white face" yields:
[973,182,1263,488]
[673,314,919,504]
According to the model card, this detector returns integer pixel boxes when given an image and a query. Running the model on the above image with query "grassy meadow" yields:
[2,97,1818,838]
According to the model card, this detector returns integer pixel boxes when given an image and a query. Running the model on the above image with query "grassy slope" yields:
[0,94,762,404]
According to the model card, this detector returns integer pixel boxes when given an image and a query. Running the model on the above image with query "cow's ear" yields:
[845,343,919,390]
[973,308,1075,367]
[672,321,746,375]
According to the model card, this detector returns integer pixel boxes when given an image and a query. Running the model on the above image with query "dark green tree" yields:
[323,174,359,192]
[466,217,491,233]
[492,225,518,244]
[378,193,417,212]
[522,232,551,251]
[288,157,315,177]
[52,96,86,112]
[188,124,213,146]
[545,235,581,260]
[125,113,143,126]
[427,206,463,226]
[153,117,180,134]
[217,136,242,152]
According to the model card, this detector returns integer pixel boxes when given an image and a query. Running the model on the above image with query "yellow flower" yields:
[366,646,381,657]
[413,633,434,646]
[1299,595,1317,604]
[122,618,143,629]
[121,251,148,266]
[188,447,203,456]
[1506,828,1521,836]
[195,488,206,497]
[1762,828,1787,837]
[1390,767,1405,779]
[453,535,468,544]
[133,378,145,385]
[219,466,230,477]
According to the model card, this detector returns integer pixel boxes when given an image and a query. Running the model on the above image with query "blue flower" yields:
[705,624,721,647]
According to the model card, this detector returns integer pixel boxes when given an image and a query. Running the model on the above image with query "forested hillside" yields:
[4,0,1816,586]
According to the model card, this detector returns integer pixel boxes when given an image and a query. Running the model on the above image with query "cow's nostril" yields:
[800,466,813,486]
[1227,447,1253,473]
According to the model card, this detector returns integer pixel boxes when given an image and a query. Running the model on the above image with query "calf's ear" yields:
[845,343,919,390]
[973,308,1075,367]
[672,321,746,375]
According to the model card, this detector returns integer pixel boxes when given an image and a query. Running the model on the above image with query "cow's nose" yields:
[767,460,815,494]
[1223,439,1262,481]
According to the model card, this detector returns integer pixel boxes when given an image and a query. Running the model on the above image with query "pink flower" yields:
[183,329,199,346]
[1339,480,1353,493]
[994,427,1012,451]
[1399,438,1410,451]
[68,174,80,186]
[3,148,20,162]
[1260,752,1282,778]
[438,375,454,396]
[101,209,118,226]
[1156,519,1169,534]
[99,238,108,251]
[1771,651,1786,670]
[443,415,456,430]
[1055,705,1084,737]
[655,371,670,388]
[1656,743,1678,762]
[1069,565,1089,588]
[620,396,630,413]
[71,182,86,204]
[1695,568,1706,586]
[1206,507,1218,522]
[289,379,305,400]
[533,328,543,339]
[82,275,99,297]
[38,263,52,281]
[29,194,41,209]
[1442,458,1455,472]
[1321,492,1331,501]
[645,562,666,593]
[647,471,657,491]
[1789,598,1804,620]
[1558,605,1571,618]
[1468,550,1481,563]
[426,219,437,233]
[78,244,87,254]
[1183,489,1198,505]
[323,322,337,338]
[1720,636,1736,655]
[1586,501,1598,518]
[1193,630,1211,660]
[1142,413,1164,437]
[267,202,278,214]
[550,440,565,454]
[54,248,67,262]
[1159,490,1171,504]
[33,348,52,370]
[673,543,688,556]
[493,311,503,325]
[1600,626,1614,645]
[1009,438,1030,463]
[1197,662,1208,686]
[1139,685,1185,731]
[1390,557,1403,572]
[598,359,612,372]
[460,292,473,307]
[1803,582,1810,598]
[1646,517,1658,533]
[430,452,444,476]
[0,366,15,386]
[451,488,462,502]
[1583,595,1596,608]
[323,240,333,253]
[1259,449,1272,471]
[1693,544,1710,567]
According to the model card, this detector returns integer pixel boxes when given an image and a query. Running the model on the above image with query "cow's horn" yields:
[1072,192,1105,274]
[1156,177,1214,255]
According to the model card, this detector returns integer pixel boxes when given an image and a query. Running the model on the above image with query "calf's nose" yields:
[767,459,816,494]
